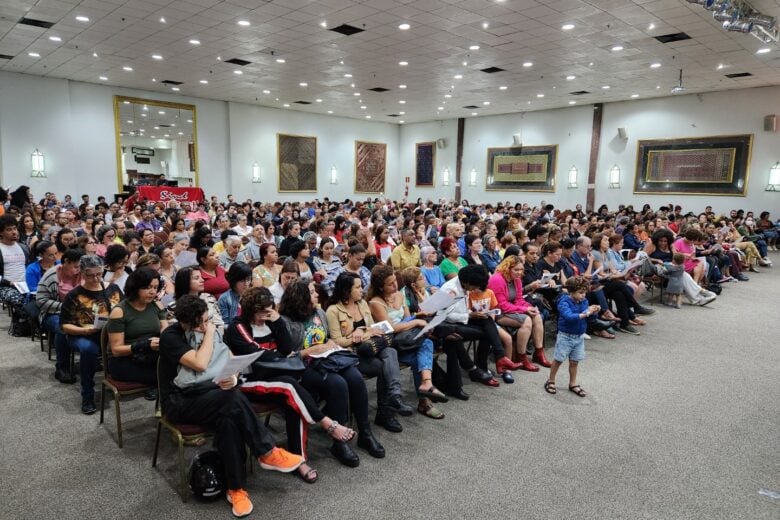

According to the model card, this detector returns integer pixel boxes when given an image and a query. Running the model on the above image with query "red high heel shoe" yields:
[495,356,522,374]
[517,353,540,372]
[532,349,552,368]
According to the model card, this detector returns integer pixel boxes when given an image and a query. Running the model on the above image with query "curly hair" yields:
[173,294,208,327]
[238,286,275,324]
[55,228,75,253]
[104,244,129,268]
[564,275,589,294]
[440,237,457,256]
[495,254,523,279]
[278,279,314,322]
[366,264,396,301]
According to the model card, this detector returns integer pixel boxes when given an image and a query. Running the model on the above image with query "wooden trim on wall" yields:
[586,103,603,212]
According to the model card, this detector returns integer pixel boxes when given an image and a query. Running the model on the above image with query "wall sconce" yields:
[487,174,494,185]
[442,167,450,186]
[608,164,621,188]
[31,149,46,178]
[767,161,780,191]
[468,168,477,186]
[330,165,338,184]
[568,166,578,188]
[251,162,261,183]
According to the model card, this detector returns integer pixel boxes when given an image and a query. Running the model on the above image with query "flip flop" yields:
[296,463,318,484]
[544,381,557,394]
[569,385,587,397]
[417,386,449,403]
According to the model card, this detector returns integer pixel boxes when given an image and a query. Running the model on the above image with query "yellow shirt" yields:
[390,244,421,271]
[212,241,226,255]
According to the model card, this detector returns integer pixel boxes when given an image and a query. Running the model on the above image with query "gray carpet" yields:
[1,258,778,520]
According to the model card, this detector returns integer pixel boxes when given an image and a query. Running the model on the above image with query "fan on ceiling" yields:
[671,69,686,94]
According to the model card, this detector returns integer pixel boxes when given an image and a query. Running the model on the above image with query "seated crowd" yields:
[1,185,777,518]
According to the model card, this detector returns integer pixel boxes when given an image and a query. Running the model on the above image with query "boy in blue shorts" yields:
[544,276,600,397]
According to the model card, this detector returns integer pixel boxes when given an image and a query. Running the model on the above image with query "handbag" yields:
[355,334,392,357]
[393,327,426,351]
[312,350,361,373]
[252,353,306,379]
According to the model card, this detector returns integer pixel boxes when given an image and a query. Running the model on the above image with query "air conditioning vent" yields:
[725,72,753,78]
[330,24,364,36]
[225,58,251,66]
[654,32,691,44]
[18,17,55,29]
[368,87,390,92]
[480,66,505,73]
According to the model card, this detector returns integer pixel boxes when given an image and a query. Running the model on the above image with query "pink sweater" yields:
[488,273,531,314]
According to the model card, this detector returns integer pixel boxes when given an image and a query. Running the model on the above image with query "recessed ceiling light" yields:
[92,52,98,58]
[327,110,333,114]
[499,86,507,90]
[76,16,89,22]
[320,21,327,28]
[566,75,576,80]
[399,23,410,30]
[399,111,405,115]
[237,20,250,26]
[365,115,371,119]
[152,78,156,82]
[122,66,133,71]
[283,103,290,107]
[611,45,624,51]
[444,94,452,98]
[199,79,208,84]
[568,100,577,105]
[399,120,404,124]
[454,74,462,79]
[522,62,533,67]
[159,17,166,23]
[360,106,367,109]
[99,75,108,80]
[353,92,360,96]
[437,106,443,110]
[276,58,285,63]
[656,85,660,89]
[152,54,163,60]
[471,112,478,116]
[399,61,408,66]
[399,100,406,104]
[171,87,180,91]
[141,113,147,117]
[483,101,490,105]
[178,132,183,135]
[757,48,771,54]
[28,52,40,58]
[189,39,200,45]
[150,135,156,138]
[299,82,308,87]
[716,64,725,70]
[602,85,610,89]
[315,99,322,102]
[536,93,544,98]
[234,70,242,75]
[127,120,133,124]
[350,83,355,88]
[344,73,352,78]
[123,101,130,104]
[648,23,656,30]
[462,61,468,66]
[158,111,165,115]
[399,84,407,89]
[650,62,661,68]
[631,94,640,98]
[263,89,270,94]
[186,119,192,123]
[217,56,221,61]
[482,22,489,29]
[469,45,480,50]
[49,36,62,42]
[562,24,575,30]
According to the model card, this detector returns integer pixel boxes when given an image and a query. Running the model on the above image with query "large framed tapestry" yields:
[415,142,435,186]
[634,134,752,196]
[485,145,557,192]
[277,134,317,192]
[354,141,386,193]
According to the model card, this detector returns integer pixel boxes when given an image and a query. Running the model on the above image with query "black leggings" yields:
[442,339,475,392]
[240,374,325,459]
[301,366,370,431]
[601,280,638,327]
[164,388,275,490]
[108,357,157,385]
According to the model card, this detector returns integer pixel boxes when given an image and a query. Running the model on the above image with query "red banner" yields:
[135,186,206,204]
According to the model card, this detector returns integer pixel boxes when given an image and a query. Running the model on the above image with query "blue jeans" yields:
[65,334,100,399]
[42,314,69,372]
[755,239,768,258]
[397,339,434,388]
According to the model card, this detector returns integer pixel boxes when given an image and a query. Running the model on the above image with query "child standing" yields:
[661,253,685,308]
[544,276,600,397]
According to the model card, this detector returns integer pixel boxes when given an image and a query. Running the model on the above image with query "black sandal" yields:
[544,381,557,394]
[569,385,587,397]
[417,379,449,403]
[296,462,318,484]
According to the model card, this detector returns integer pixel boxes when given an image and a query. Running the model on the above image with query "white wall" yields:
[228,103,400,203]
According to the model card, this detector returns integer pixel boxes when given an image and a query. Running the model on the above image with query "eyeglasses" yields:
[83,272,102,279]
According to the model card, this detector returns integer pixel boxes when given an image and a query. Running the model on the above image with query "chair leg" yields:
[114,390,123,448]
[176,432,188,502]
[152,422,163,467]
[47,334,53,361]
[99,384,107,424]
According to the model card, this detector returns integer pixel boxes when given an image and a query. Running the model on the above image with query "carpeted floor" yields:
[1,258,778,520]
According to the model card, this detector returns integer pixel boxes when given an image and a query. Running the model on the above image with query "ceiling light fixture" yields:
[283,103,290,107]
[122,66,133,71]
[99,75,108,80]
[399,100,406,104]
[315,99,322,103]
[152,54,163,60]
[320,21,327,28]
[471,112,478,116]
[171,87,180,91]
[237,20,250,26]
[602,85,611,89]
[454,74,462,79]
[76,16,89,22]
[399,120,405,124]
[159,17,166,23]
[263,90,270,94]
[568,100,577,105]
[523,62,533,67]
[276,58,285,63]
[483,101,490,105]
[650,62,662,68]
[361,106,367,109]
[499,86,508,90]
[299,82,308,87]
[344,73,352,78]
[189,39,200,45]
[469,45,480,50]
[757,47,771,53]
[648,23,656,30]
[200,79,208,84]
[49,36,62,42]
[399,111,405,115]
[353,92,360,96]
[399,23,410,30]
[611,45,624,51]
[536,93,544,98]
[562,23,575,30]
[566,75,576,80]
[437,106,443,110]
[399,61,408,66]
[399,84,407,89]
[327,110,333,114]
[234,70,243,74]
[366,115,371,119]
[482,22,489,29]
[92,52,98,57]
[631,93,640,98]
[671,69,686,94]
[28,52,40,58]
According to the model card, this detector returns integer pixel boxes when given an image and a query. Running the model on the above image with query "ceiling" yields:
[117,99,194,137]
[1,0,779,124]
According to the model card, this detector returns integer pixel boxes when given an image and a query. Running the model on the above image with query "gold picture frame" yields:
[277,133,318,192]
[354,141,387,193]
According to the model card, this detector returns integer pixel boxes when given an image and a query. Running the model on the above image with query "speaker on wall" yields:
[617,127,628,139]
[436,138,447,149]
[764,115,777,132]
[511,134,522,147]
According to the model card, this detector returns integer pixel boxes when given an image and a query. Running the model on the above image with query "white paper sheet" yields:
[175,251,197,267]
[93,314,109,330]
[370,320,394,334]
[380,246,392,263]
[305,346,349,359]
[419,290,460,314]
[413,313,447,339]
[211,351,263,383]
[13,281,29,294]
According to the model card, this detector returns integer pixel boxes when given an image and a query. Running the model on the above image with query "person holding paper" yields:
[374,224,395,265]
[280,279,385,468]
[327,272,413,433]
[106,267,168,400]
[225,287,357,484]
[160,295,304,517]
[60,255,122,414]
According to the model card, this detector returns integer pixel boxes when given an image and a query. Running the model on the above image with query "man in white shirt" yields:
[0,215,31,335]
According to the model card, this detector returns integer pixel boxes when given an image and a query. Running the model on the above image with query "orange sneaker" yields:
[226,488,253,518]
[258,446,303,473]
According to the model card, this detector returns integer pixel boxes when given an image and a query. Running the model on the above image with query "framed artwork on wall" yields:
[634,134,752,196]
[485,145,557,192]
[354,141,386,193]
[415,142,435,186]
[277,133,317,192]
